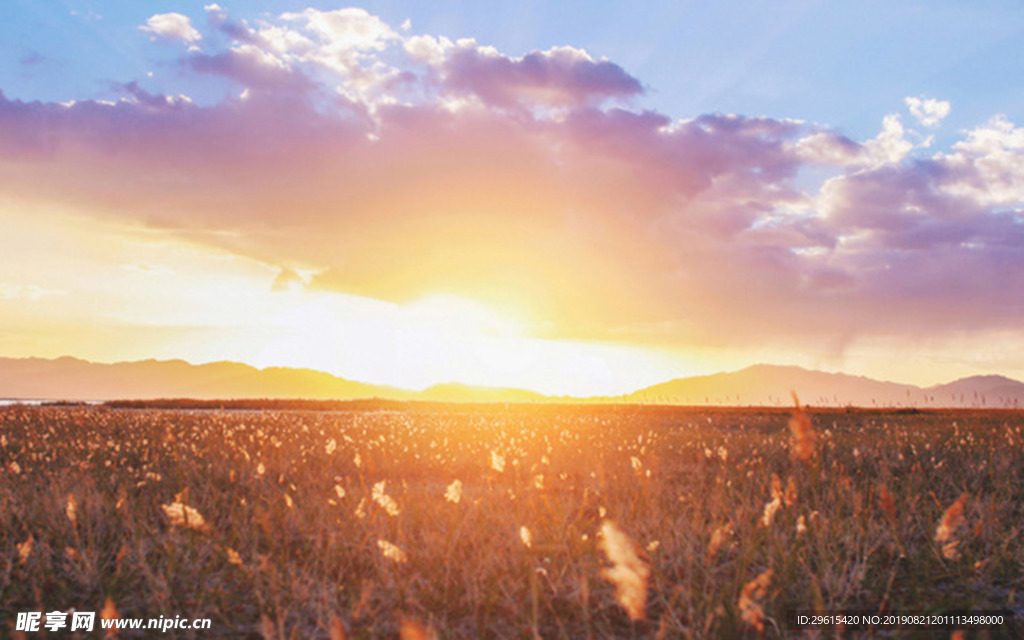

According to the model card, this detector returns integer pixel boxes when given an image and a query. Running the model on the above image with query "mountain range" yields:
[2,356,1023,408]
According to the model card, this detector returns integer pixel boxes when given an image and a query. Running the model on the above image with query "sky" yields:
[1,1,1023,395]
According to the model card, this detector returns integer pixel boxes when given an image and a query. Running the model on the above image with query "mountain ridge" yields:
[1,356,1023,408]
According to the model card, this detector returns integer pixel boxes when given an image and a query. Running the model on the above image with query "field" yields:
[1,404,1022,639]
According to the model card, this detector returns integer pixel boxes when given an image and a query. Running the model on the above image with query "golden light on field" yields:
[6,402,1022,636]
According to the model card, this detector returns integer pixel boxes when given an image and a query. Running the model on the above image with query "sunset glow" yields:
[2,2,1024,395]
[6,6,1024,637]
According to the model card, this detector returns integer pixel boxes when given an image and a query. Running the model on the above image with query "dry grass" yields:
[1,404,1022,638]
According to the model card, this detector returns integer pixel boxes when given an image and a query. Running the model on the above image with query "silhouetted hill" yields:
[2,357,1023,407]
[0,357,403,402]
[623,365,1024,408]
[926,375,1024,408]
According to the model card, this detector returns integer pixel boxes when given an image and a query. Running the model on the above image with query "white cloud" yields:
[280,8,397,62]
[255,8,400,103]
[403,34,451,66]
[864,113,913,165]
[905,96,951,128]
[941,114,1024,206]
[795,131,863,166]
[140,13,201,44]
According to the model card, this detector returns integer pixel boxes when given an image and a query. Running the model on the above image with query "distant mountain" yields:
[622,364,915,407]
[2,357,1023,407]
[622,365,1024,408]
[926,375,1024,408]
[0,357,404,402]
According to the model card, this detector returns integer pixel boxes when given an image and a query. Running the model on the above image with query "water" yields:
[0,399,47,406]
[0,399,102,406]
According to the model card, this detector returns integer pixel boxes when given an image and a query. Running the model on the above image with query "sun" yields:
[240,288,685,396]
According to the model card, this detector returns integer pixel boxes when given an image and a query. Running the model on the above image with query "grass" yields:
[1,404,1022,638]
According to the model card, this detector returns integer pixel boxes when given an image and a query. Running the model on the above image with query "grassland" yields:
[1,404,1022,638]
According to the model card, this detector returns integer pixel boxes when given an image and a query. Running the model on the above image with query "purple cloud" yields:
[0,7,1022,352]
[442,44,643,108]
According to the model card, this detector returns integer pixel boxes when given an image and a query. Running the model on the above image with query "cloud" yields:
[188,45,316,97]
[905,95,951,127]
[807,115,1024,335]
[0,283,66,301]
[403,34,448,65]
[2,7,1023,354]
[795,130,864,166]
[943,114,1024,206]
[441,43,643,108]
[270,7,400,94]
[281,8,397,55]
[140,13,202,44]
[864,113,914,165]
[18,51,46,67]
[271,267,309,292]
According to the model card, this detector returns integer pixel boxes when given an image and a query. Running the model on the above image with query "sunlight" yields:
[403,294,524,338]
[246,289,685,396]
